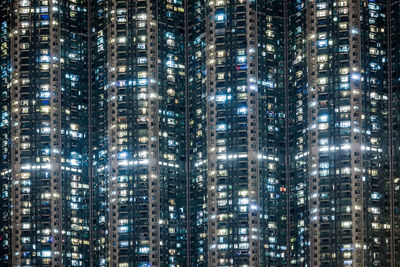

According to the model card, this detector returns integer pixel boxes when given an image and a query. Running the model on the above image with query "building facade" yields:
[0,0,11,265]
[288,0,391,266]
[390,0,400,266]
[4,0,90,266]
[0,0,400,266]
[187,0,287,266]
[90,0,187,266]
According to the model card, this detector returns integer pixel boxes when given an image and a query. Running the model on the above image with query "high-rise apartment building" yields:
[90,0,187,266]
[1,0,400,266]
[187,0,287,266]
[2,0,90,266]
[288,0,391,266]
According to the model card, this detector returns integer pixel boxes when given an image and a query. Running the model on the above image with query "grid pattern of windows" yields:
[6,0,90,266]
[90,0,186,266]
[288,0,391,266]
[188,0,287,266]
[1,0,400,266]
[287,0,310,264]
